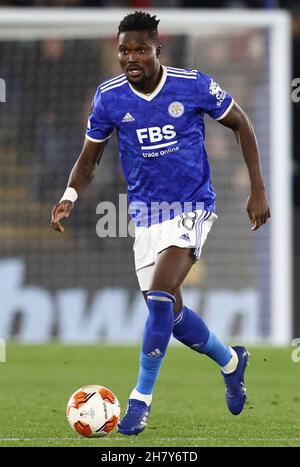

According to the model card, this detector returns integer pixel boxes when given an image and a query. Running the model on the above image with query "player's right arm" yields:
[51,138,107,234]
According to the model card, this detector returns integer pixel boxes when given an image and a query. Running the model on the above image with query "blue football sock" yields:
[135,290,175,396]
[173,305,231,367]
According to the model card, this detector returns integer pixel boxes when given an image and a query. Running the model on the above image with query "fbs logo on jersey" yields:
[122,112,135,123]
[136,125,176,145]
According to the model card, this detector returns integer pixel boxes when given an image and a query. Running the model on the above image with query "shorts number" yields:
[179,212,198,231]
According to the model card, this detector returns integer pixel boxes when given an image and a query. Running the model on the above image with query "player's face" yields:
[118,31,160,88]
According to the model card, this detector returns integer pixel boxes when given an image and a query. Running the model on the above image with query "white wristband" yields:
[59,187,78,203]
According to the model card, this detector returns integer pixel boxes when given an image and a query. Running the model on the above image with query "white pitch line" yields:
[0,437,300,442]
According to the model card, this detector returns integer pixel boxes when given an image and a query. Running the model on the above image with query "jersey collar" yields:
[128,65,167,102]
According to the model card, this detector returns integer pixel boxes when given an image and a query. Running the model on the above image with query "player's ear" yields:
[156,44,162,57]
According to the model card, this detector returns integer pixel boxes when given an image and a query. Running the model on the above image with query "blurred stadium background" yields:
[0,0,298,347]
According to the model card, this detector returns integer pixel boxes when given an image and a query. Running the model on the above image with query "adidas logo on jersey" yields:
[122,112,135,123]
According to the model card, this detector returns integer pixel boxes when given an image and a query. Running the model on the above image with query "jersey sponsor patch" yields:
[136,125,176,146]
[209,79,227,107]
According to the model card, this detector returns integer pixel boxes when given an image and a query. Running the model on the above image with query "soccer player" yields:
[51,11,270,435]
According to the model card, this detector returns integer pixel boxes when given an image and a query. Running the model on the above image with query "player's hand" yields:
[246,190,271,231]
[51,200,74,234]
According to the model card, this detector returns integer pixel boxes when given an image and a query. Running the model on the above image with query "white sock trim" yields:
[130,388,152,407]
[222,347,238,374]
[147,295,173,302]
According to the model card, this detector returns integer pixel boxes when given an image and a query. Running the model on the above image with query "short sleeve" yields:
[85,87,115,143]
[196,71,234,120]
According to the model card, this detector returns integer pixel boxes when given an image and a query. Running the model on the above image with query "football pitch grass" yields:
[0,344,299,447]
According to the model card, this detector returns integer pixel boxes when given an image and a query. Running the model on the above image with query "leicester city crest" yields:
[168,101,185,118]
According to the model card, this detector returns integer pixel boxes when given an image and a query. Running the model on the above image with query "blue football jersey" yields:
[86,65,234,226]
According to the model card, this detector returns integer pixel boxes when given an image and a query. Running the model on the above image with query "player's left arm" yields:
[219,101,271,231]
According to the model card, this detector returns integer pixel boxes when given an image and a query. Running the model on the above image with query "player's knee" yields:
[148,281,178,297]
